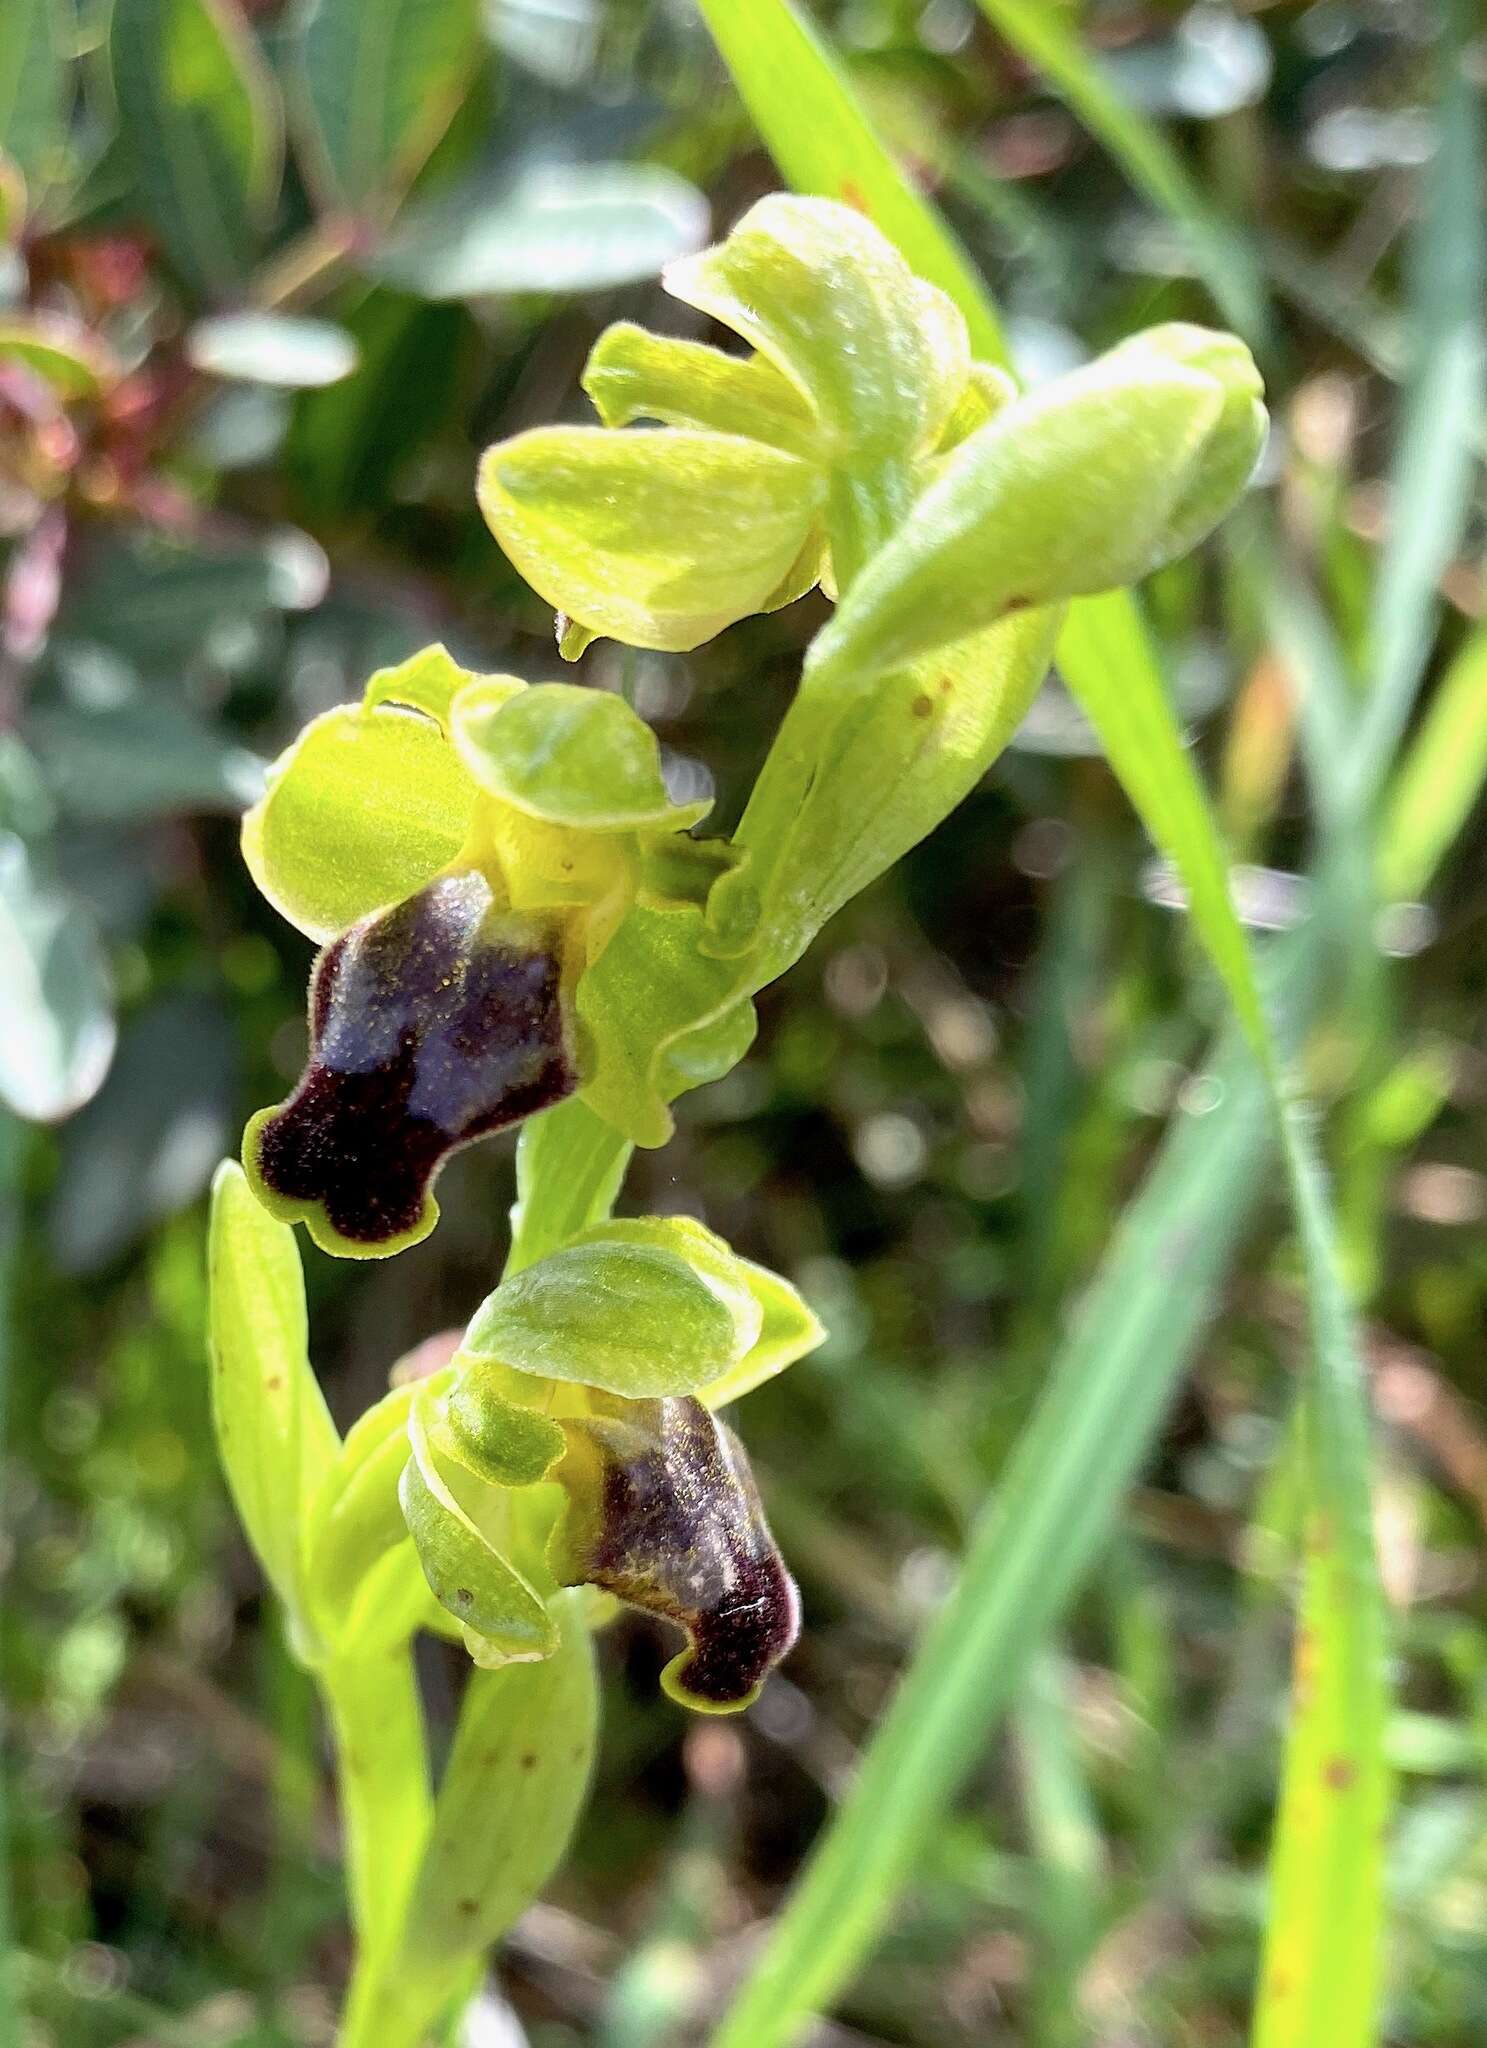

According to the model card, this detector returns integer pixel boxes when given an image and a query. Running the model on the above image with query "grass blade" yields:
[971,0,1266,345]
[1255,1116,1390,2048]
[1347,0,1483,810]
[1378,625,1487,903]
[710,1028,1276,2048]
[694,0,1007,363]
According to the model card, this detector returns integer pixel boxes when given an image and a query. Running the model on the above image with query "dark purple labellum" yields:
[250,871,577,1251]
[553,1393,799,1711]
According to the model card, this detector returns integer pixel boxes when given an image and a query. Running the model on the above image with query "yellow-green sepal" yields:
[477,424,824,654]
[243,644,483,942]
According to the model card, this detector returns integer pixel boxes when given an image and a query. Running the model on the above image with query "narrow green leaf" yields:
[972,0,1266,344]
[206,1161,340,1650]
[401,1596,596,1967]
[695,0,1007,364]
[293,0,480,216]
[1378,624,1487,902]
[110,0,283,301]
[1255,1116,1390,2048]
[507,1098,633,1277]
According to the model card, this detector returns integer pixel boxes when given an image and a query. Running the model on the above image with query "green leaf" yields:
[110,0,283,302]
[0,0,71,204]
[400,1595,596,1968]
[186,311,359,388]
[0,314,118,399]
[1254,1118,1390,2048]
[242,687,478,941]
[206,1162,340,1656]
[584,321,820,460]
[695,0,1007,364]
[461,1222,761,1399]
[399,1383,558,1665]
[450,680,707,832]
[0,834,115,1123]
[29,696,265,823]
[664,193,970,463]
[293,0,481,216]
[377,161,709,298]
[1378,624,1487,902]
[971,0,1267,344]
[807,328,1264,690]
[477,425,823,654]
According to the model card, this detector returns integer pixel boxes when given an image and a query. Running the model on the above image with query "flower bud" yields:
[806,323,1266,688]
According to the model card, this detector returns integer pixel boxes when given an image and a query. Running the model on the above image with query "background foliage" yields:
[4,2,1487,2044]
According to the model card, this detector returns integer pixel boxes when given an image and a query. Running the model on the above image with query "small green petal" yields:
[477,425,822,653]
[400,1384,558,1665]
[451,679,709,833]
[664,195,970,464]
[582,320,820,459]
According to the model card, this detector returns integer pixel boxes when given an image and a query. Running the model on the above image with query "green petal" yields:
[451,679,709,832]
[400,1384,558,1666]
[664,194,970,464]
[243,693,478,942]
[477,425,822,653]
[461,1220,761,1399]
[583,320,820,458]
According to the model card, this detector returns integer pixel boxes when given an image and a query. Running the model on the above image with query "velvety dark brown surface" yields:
[254,872,577,1246]
[556,1393,800,1707]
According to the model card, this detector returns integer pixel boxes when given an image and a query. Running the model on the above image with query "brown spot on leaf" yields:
[912,694,933,718]
[1323,1756,1356,1791]
[839,179,869,214]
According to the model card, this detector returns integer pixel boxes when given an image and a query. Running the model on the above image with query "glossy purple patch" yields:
[252,871,577,1248]
[554,1393,799,1709]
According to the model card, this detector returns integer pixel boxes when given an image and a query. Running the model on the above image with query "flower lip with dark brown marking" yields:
[247,870,578,1254]
[552,1392,800,1711]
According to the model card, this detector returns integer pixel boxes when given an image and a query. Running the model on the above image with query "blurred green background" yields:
[4,1,1487,2043]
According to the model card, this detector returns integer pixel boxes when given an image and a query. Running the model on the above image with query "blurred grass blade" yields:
[110,0,283,300]
[293,0,481,218]
[1256,1117,1390,2048]
[1378,625,1487,902]
[695,0,1007,363]
[710,1029,1276,2048]
[971,0,1266,345]
[1056,589,1268,1063]
[1348,0,1483,810]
